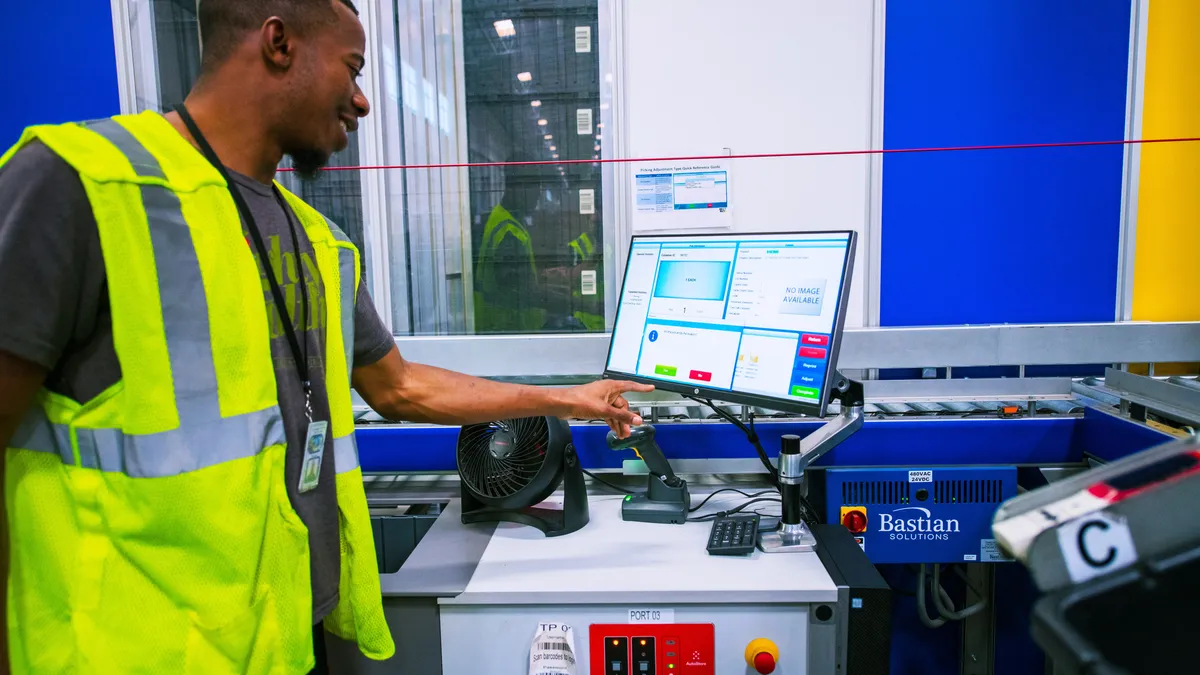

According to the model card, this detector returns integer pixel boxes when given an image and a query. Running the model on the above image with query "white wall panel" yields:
[620,0,876,327]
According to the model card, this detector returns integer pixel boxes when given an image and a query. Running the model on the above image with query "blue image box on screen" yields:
[653,261,732,301]
[780,280,825,317]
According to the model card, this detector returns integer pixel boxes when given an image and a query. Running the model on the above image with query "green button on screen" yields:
[654,365,678,376]
[791,385,819,399]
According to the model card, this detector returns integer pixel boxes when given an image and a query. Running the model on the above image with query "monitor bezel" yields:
[601,229,857,418]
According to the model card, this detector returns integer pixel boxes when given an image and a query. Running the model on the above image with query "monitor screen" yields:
[603,230,856,416]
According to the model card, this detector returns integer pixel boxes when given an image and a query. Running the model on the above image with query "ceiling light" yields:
[544,134,552,140]
[549,145,556,151]
[530,100,541,107]
[517,72,532,82]
[594,144,600,151]
[537,119,547,126]
[597,123,604,129]
[595,134,601,140]
[494,19,515,38]
[552,154,559,159]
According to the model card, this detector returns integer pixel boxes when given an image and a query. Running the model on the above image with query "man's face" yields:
[282,2,371,179]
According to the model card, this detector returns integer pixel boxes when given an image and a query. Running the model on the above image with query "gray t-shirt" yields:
[0,141,395,623]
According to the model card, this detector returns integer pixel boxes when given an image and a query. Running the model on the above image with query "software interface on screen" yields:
[606,232,852,407]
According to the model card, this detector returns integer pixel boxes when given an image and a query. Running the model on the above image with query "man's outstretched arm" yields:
[352,345,653,437]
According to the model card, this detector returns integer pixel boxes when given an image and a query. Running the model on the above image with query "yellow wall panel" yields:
[1132,0,1200,322]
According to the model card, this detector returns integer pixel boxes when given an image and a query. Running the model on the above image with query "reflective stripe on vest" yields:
[569,232,595,263]
[11,404,285,477]
[322,217,361,475]
[476,204,537,286]
[7,118,285,476]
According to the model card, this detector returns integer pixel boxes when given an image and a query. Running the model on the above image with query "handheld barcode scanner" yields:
[606,424,690,524]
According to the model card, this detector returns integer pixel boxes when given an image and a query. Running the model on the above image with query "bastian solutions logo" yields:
[878,506,960,541]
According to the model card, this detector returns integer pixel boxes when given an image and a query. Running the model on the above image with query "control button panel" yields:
[589,624,714,674]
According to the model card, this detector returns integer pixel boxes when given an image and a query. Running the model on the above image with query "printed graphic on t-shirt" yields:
[255,233,326,369]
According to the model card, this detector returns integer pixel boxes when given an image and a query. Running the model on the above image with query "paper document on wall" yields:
[631,159,733,231]
[528,622,578,675]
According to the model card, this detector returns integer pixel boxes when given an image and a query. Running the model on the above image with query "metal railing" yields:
[390,321,1200,380]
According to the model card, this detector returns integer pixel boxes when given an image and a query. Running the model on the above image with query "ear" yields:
[260,16,292,70]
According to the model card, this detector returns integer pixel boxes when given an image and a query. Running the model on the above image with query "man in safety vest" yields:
[0,1,652,673]
[474,158,547,333]
[567,223,606,331]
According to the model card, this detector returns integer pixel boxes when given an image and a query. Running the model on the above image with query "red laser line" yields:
[279,136,1200,172]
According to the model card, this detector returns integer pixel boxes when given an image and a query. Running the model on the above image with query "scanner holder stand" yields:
[606,425,690,524]
[760,372,865,553]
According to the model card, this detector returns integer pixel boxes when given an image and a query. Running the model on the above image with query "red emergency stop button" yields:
[840,506,867,533]
[745,638,778,674]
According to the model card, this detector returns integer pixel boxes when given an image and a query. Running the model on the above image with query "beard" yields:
[288,146,331,182]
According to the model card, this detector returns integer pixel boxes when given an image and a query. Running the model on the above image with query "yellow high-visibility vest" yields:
[1,111,393,673]
[568,232,604,331]
[473,203,545,332]
[568,231,595,265]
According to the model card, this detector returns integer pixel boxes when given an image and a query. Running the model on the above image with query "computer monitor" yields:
[603,230,856,417]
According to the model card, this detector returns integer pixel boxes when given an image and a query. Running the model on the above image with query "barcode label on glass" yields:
[576,108,593,135]
[539,641,571,651]
[581,270,597,295]
[579,188,595,214]
[575,26,592,53]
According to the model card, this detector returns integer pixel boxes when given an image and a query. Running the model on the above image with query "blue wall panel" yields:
[0,2,121,148]
[881,0,1131,327]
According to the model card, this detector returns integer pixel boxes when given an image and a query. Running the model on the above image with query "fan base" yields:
[461,503,588,537]
[460,443,590,537]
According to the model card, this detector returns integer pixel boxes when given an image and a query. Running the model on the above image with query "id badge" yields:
[298,420,329,493]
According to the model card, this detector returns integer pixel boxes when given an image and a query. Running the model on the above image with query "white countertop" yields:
[440,493,838,605]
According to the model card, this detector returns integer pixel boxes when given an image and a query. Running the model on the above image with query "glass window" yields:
[460,0,606,335]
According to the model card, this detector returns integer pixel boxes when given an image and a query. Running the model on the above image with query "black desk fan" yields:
[456,416,589,536]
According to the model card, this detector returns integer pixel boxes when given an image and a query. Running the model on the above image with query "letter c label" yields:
[1078,520,1117,568]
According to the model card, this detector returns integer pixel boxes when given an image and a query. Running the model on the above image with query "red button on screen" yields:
[689,370,713,382]
[801,334,829,346]
[798,346,827,359]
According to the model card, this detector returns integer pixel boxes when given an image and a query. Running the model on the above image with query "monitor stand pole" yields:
[760,373,864,554]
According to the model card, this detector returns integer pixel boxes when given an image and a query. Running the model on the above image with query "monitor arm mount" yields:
[606,424,690,524]
[761,372,865,553]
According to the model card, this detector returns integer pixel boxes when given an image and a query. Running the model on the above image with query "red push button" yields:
[798,346,827,359]
[842,509,868,534]
[745,638,779,674]
[801,333,829,346]
[689,370,712,382]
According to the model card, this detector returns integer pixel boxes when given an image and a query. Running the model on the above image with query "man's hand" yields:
[558,379,655,438]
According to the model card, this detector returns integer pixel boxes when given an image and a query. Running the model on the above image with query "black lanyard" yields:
[174,104,315,419]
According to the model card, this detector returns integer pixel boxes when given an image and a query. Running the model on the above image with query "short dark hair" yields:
[198,0,359,72]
